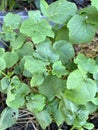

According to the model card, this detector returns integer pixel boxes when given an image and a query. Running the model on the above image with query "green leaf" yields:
[20,16,54,43]
[2,26,17,42]
[60,94,78,112]
[0,107,18,130]
[85,13,98,25]
[47,0,77,24]
[16,42,34,58]
[10,76,20,87]
[33,39,59,63]
[74,54,98,74]
[14,65,23,75]
[55,26,69,41]
[6,93,25,108]
[52,61,69,78]
[24,56,48,74]
[38,75,66,101]
[11,34,26,51]
[59,97,77,125]
[67,70,85,90]
[30,73,45,87]
[66,61,77,71]
[91,0,98,10]
[65,78,97,104]
[53,40,75,64]
[27,94,46,113]
[0,57,6,70]
[0,48,5,56]
[79,6,98,25]
[59,94,90,127]
[79,6,98,15]
[35,0,40,9]
[2,51,19,68]
[47,99,64,125]
[92,97,98,105]
[28,10,42,22]
[84,123,94,129]
[23,70,33,77]
[76,106,89,124]
[0,77,10,93]
[67,14,96,43]
[40,0,49,16]
[6,76,30,108]
[35,109,52,129]
[86,102,97,114]
[8,0,15,10]
[4,13,21,29]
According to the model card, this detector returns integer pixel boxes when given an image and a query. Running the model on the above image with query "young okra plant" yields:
[0,0,98,129]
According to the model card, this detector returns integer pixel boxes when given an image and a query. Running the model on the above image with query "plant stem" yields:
[0,70,9,78]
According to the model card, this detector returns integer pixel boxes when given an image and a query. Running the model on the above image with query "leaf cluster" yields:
[0,0,98,129]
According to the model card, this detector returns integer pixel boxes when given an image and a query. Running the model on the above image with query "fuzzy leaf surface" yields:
[16,42,34,58]
[35,109,52,129]
[4,13,21,29]
[38,75,66,101]
[20,17,54,43]
[33,39,59,63]
[0,77,10,93]
[0,57,6,70]
[65,78,97,104]
[47,0,77,24]
[67,14,96,43]
[6,76,30,108]
[2,52,19,68]
[30,73,45,87]
[67,70,85,90]
[74,54,98,74]
[24,56,48,74]
[11,34,26,51]
[52,61,69,78]
[53,40,74,64]
[27,94,46,113]
[0,107,18,130]
[47,99,64,125]
[91,0,98,10]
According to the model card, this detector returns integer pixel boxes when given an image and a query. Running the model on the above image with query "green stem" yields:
[70,126,74,130]
[0,70,9,78]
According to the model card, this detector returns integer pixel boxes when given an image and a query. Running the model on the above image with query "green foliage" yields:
[53,40,75,64]
[0,0,15,11]
[27,94,46,113]
[4,13,21,29]
[91,0,98,10]
[40,0,49,16]
[38,75,66,101]
[2,51,19,68]
[74,54,98,74]
[20,11,54,43]
[52,61,69,78]
[33,39,59,62]
[6,76,30,108]
[0,0,38,11]
[0,77,10,93]
[0,0,98,130]
[35,109,52,129]
[0,107,18,130]
[67,14,96,43]
[0,57,6,70]
[46,0,77,24]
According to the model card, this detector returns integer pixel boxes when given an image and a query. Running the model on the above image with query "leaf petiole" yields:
[0,70,10,78]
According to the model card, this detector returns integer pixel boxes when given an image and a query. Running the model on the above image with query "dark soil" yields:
[91,117,98,129]
[0,93,7,113]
